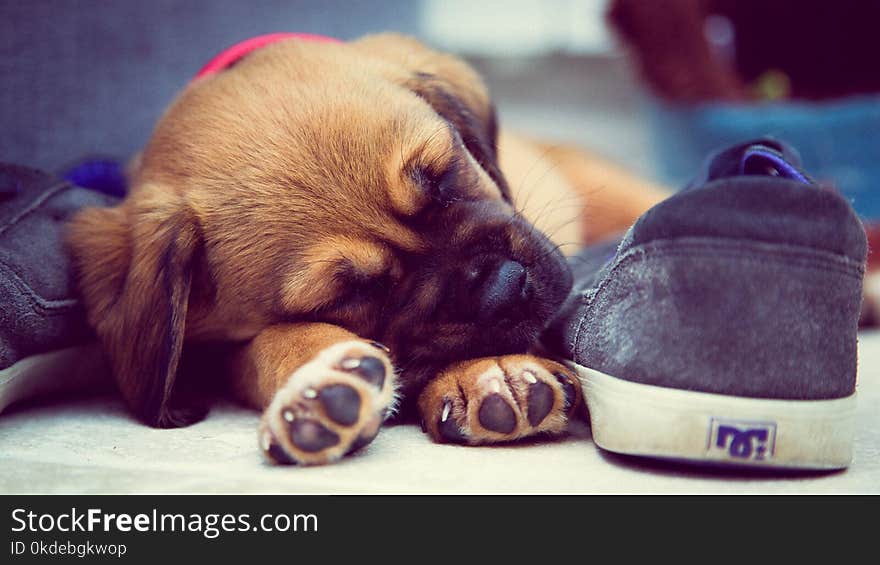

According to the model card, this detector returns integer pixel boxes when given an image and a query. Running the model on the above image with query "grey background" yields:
[0,1,653,178]
[0,1,422,172]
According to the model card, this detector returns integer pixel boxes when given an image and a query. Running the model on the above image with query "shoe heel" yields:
[576,237,864,469]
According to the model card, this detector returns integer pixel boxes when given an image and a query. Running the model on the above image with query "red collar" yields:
[194,33,341,79]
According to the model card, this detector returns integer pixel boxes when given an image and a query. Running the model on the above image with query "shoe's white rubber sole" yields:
[572,363,857,470]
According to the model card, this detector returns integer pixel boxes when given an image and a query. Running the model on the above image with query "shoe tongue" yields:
[685,137,814,189]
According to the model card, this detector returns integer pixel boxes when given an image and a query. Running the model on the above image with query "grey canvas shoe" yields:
[545,139,867,469]
[0,163,117,412]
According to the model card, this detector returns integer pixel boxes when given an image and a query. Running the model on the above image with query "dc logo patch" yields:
[707,418,776,461]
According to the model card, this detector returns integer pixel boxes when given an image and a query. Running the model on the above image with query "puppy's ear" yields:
[352,33,511,200]
[404,73,510,200]
[67,190,205,428]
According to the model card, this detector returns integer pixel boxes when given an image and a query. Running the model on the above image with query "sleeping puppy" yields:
[67,33,667,465]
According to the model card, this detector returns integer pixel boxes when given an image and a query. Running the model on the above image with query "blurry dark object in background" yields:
[714,0,880,101]
[607,0,746,102]
[608,0,880,102]
[608,0,880,223]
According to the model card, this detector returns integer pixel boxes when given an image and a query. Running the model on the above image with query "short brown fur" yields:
[67,33,664,463]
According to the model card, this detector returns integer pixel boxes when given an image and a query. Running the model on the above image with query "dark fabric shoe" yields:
[544,139,867,469]
[0,163,118,410]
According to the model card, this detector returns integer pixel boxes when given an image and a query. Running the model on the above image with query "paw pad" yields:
[340,355,386,388]
[437,399,467,443]
[289,419,340,453]
[420,356,581,446]
[477,393,516,434]
[527,381,554,426]
[318,384,361,425]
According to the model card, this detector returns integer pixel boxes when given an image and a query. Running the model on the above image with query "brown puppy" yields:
[67,33,667,464]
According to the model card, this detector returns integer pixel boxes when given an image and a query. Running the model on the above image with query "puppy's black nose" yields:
[477,260,528,320]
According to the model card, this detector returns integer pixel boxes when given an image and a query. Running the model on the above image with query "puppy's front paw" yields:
[259,340,396,465]
[418,355,583,445]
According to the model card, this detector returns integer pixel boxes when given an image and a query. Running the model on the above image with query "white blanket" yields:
[2,332,879,494]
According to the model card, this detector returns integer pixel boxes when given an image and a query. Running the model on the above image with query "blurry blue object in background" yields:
[647,96,880,221]
[62,158,127,198]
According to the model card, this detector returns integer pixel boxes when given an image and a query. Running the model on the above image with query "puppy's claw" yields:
[438,414,466,444]
[261,431,297,465]
[436,399,467,443]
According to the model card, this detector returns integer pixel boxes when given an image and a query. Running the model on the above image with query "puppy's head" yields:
[68,34,572,426]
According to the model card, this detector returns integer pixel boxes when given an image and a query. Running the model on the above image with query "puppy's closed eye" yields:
[405,72,511,202]
[333,261,394,302]
[410,156,464,206]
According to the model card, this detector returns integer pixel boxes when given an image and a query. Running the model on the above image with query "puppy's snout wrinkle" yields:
[477,259,528,321]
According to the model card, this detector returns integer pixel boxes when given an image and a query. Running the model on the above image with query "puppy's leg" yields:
[228,323,397,465]
[418,355,583,445]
